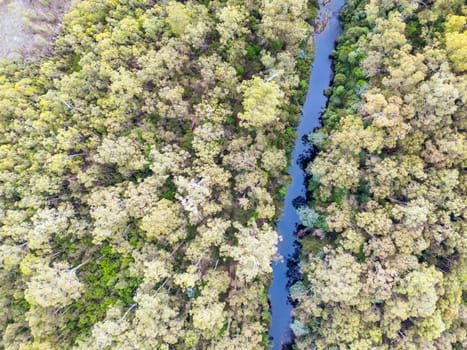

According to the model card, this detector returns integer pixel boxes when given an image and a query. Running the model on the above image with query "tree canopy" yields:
[292,0,466,349]
[0,0,317,348]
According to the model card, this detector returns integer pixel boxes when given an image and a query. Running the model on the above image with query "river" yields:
[267,0,346,348]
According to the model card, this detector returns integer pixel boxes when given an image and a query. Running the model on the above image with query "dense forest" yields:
[292,0,466,349]
[0,0,318,348]
[1,0,465,349]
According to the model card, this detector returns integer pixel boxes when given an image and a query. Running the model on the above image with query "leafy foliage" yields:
[293,0,467,349]
[0,0,318,348]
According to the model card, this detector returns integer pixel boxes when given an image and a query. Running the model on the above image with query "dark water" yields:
[267,0,346,348]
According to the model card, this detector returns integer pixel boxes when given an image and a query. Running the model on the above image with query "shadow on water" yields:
[267,0,346,348]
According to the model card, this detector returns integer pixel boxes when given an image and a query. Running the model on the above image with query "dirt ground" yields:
[0,0,71,60]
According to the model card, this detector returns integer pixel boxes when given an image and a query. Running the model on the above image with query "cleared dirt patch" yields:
[0,0,71,60]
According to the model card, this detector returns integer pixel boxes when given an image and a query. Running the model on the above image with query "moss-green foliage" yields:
[68,243,141,336]
[159,177,177,201]
[69,55,82,73]
[321,0,369,130]
[299,237,324,256]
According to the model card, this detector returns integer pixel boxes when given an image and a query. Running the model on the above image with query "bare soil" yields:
[0,0,71,60]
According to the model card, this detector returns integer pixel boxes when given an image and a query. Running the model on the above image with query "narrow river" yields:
[267,0,346,348]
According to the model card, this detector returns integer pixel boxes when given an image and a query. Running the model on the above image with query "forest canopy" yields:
[1,0,465,349]
[0,0,318,348]
[292,0,466,349]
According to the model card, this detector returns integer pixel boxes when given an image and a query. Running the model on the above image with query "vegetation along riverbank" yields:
[0,0,464,349]
[0,0,320,348]
[292,0,466,348]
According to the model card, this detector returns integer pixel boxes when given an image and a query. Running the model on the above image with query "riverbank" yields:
[292,0,466,347]
[0,1,321,348]
[267,0,346,348]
